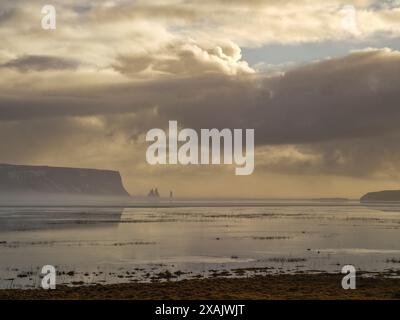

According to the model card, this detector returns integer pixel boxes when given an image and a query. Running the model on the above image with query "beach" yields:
[1,273,400,300]
[1,202,400,299]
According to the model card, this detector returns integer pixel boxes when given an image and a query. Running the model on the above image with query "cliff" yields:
[0,164,130,203]
[360,190,400,202]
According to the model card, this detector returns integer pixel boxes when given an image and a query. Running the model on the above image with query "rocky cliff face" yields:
[0,164,130,200]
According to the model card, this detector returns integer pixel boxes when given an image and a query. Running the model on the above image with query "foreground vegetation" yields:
[1,273,400,300]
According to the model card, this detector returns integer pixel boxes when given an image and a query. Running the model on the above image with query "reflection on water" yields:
[0,207,123,232]
[1,201,400,288]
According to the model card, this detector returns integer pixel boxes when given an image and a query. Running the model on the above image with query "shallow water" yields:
[1,201,400,288]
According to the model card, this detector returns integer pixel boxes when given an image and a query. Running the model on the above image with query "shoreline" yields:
[1,273,400,300]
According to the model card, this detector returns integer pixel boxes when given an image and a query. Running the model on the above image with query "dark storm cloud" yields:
[1,55,80,72]
[157,49,400,145]
[0,7,15,24]
[0,96,122,121]
[1,48,400,148]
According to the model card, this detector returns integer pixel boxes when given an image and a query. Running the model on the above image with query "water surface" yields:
[1,201,400,288]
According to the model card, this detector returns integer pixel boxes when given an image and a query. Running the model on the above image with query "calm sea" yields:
[1,200,400,288]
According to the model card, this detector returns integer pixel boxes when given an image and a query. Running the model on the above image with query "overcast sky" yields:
[1,0,400,198]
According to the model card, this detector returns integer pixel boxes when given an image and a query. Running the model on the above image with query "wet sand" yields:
[1,273,400,300]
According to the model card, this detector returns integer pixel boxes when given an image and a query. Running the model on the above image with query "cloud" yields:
[0,7,15,24]
[1,48,400,146]
[255,133,400,179]
[113,39,254,76]
[0,48,399,182]
[72,0,400,46]
[1,1,400,196]
[1,55,80,72]
[111,48,396,156]
[2,0,400,70]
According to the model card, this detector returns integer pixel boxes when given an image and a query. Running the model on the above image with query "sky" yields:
[1,0,400,199]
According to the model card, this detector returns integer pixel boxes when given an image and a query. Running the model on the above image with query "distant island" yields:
[0,163,130,204]
[360,190,400,202]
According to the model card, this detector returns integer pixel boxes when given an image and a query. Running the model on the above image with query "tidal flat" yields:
[0,201,400,298]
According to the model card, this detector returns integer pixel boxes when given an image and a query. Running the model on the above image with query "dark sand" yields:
[1,273,400,300]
